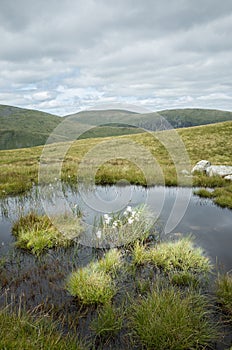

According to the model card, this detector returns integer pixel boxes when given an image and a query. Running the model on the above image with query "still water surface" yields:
[0,185,231,271]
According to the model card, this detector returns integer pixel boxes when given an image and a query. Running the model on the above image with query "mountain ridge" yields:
[1,104,232,150]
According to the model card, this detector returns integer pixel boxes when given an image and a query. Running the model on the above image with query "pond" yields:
[0,184,232,272]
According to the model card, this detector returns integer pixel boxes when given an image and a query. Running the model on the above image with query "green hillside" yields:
[0,106,143,150]
[0,104,62,150]
[158,108,232,128]
[1,105,232,150]
[67,108,232,131]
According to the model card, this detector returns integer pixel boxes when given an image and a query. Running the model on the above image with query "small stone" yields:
[180,169,190,175]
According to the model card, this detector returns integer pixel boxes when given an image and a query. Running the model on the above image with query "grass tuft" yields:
[12,212,82,255]
[96,249,122,275]
[132,237,211,273]
[66,266,116,305]
[216,273,232,319]
[130,287,218,349]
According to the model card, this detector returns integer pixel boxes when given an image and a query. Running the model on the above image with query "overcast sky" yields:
[0,0,232,116]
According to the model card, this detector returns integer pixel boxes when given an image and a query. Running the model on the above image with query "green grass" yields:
[12,212,82,255]
[66,266,116,305]
[194,188,214,198]
[194,184,232,209]
[130,286,218,350]
[96,249,122,275]
[66,249,124,305]
[0,120,232,208]
[132,237,211,273]
[0,309,87,350]
[216,273,232,319]
[90,303,123,340]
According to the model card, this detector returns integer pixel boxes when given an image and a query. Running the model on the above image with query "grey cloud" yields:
[0,0,232,114]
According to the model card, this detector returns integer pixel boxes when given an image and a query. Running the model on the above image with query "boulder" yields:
[206,165,232,177]
[191,160,211,174]
[224,175,232,181]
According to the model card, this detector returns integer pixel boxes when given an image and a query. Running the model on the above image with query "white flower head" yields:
[96,230,102,239]
[112,221,118,228]
[126,206,132,213]
[128,218,134,225]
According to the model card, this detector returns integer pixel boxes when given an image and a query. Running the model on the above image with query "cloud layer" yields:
[0,0,232,115]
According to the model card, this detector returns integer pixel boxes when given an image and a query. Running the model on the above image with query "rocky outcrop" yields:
[192,160,232,180]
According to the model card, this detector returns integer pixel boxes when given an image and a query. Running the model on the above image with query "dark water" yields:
[0,184,231,272]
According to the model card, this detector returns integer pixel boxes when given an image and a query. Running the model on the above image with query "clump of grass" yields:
[216,273,232,318]
[12,212,82,255]
[132,237,211,274]
[96,249,122,275]
[194,188,214,198]
[132,241,148,265]
[130,287,218,349]
[0,309,87,350]
[93,205,154,247]
[90,303,123,340]
[66,266,116,305]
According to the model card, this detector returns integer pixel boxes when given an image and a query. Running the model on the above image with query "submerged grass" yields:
[90,303,123,340]
[0,234,226,349]
[130,286,218,350]
[12,212,82,255]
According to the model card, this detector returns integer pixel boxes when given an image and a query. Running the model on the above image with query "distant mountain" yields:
[0,106,142,150]
[1,105,232,150]
[158,108,232,128]
[65,107,232,132]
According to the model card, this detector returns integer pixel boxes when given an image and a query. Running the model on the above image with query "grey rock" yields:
[206,165,232,177]
[191,160,211,174]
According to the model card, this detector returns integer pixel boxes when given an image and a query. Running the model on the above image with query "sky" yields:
[0,0,232,116]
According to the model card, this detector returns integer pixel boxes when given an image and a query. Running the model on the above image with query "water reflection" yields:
[0,184,231,271]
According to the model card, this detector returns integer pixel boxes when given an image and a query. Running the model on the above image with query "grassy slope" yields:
[0,106,143,150]
[66,108,232,129]
[158,108,232,128]
[0,120,231,207]
[1,105,232,150]
[0,104,62,149]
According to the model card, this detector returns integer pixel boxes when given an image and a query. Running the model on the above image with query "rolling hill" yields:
[66,108,232,131]
[0,104,62,150]
[1,104,232,150]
